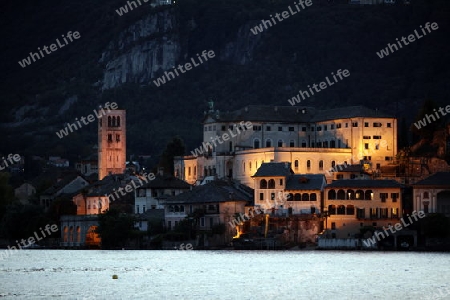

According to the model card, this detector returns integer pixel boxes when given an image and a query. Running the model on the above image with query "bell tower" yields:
[98,108,126,180]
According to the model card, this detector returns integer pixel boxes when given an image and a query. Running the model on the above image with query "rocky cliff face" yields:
[99,9,180,90]
[99,8,260,90]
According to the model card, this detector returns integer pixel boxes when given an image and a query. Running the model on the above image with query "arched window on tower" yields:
[108,116,112,127]
[117,116,121,127]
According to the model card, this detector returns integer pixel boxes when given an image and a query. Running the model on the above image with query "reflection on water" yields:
[0,250,449,299]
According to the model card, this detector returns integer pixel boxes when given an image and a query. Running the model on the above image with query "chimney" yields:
[158,167,164,176]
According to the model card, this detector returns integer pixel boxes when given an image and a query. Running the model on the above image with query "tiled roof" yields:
[325,179,403,189]
[139,174,191,189]
[413,172,450,187]
[163,180,252,204]
[286,174,326,190]
[252,162,293,177]
[205,105,393,124]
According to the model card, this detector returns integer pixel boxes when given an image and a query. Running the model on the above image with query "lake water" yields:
[0,250,449,300]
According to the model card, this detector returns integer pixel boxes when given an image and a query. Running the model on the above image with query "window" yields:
[365,190,373,200]
[375,144,379,150]
[324,125,328,131]
[336,123,341,129]
[391,208,399,218]
[337,205,346,215]
[266,139,272,147]
[363,136,371,139]
[387,123,391,128]
[337,174,344,179]
[253,125,262,131]
[370,208,377,219]
[208,125,212,131]
[391,193,399,202]
[290,140,295,147]
[373,122,382,127]
[260,179,267,189]
[302,193,309,201]
[116,134,120,142]
[328,205,336,215]
[301,140,306,147]
[271,193,275,200]
[204,126,208,132]
[347,190,355,200]
[279,179,283,185]
[200,217,205,227]
[364,122,369,127]
[307,160,311,170]
[364,143,369,150]
[310,126,315,131]
[385,156,393,161]
[423,192,429,199]
[294,193,301,201]
[347,205,355,215]
[289,127,294,131]
[363,156,371,160]
[294,160,299,168]
[268,179,275,189]
[310,193,317,201]
[352,122,358,127]
[345,123,348,128]
[266,126,271,131]
[355,190,364,199]
[278,140,283,147]
[108,134,112,142]
[278,126,283,131]
[136,205,139,213]
[380,208,388,218]
[302,127,307,132]
[229,125,233,130]
[331,222,336,230]
[221,125,226,131]
[328,190,336,200]
[319,160,323,170]
[331,124,335,129]
[317,126,322,131]
[357,208,365,219]
[254,139,260,149]
[373,135,381,139]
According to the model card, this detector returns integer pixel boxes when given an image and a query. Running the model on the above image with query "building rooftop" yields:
[252,162,293,177]
[139,174,191,189]
[286,174,326,190]
[412,172,450,188]
[205,105,393,124]
[326,179,403,189]
[163,180,252,204]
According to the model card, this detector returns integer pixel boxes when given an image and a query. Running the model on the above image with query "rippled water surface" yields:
[0,250,449,299]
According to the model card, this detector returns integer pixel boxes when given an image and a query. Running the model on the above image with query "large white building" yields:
[174,104,397,187]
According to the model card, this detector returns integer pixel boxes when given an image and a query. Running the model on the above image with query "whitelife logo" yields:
[376,22,438,59]
[18,31,81,68]
[190,121,252,157]
[413,104,450,129]
[250,0,312,35]
[55,102,118,139]
[0,224,58,260]
[287,69,350,106]
[362,211,425,247]
[152,50,215,87]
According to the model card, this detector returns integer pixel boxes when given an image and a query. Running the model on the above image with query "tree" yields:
[96,209,138,249]
[158,136,185,175]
